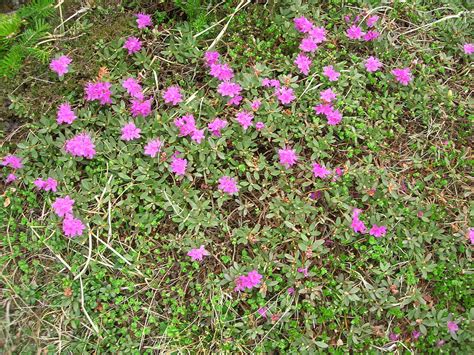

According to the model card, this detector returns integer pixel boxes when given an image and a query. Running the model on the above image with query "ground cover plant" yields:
[1,0,473,353]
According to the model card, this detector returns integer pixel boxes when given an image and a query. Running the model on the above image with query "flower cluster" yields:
[345,14,380,41]
[85,81,112,105]
[162,86,183,105]
[130,98,152,117]
[57,103,77,125]
[121,122,141,141]
[50,55,72,77]
[234,270,263,292]
[187,245,209,261]
[314,88,343,125]
[123,36,142,55]
[144,139,162,158]
[122,77,144,99]
[208,118,227,137]
[170,153,187,176]
[218,176,239,195]
[65,133,96,159]
[351,208,387,237]
[293,16,327,76]
[34,177,58,192]
[174,114,204,143]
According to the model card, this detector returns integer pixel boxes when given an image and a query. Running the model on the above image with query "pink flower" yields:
[297,267,309,277]
[277,87,295,105]
[255,121,265,130]
[57,103,76,125]
[208,118,227,137]
[209,63,234,81]
[217,82,242,97]
[346,25,365,40]
[236,111,253,130]
[6,173,16,184]
[234,270,263,292]
[123,36,142,54]
[320,88,336,103]
[469,228,474,244]
[262,78,280,88]
[204,51,220,66]
[130,98,152,117]
[121,122,141,141]
[144,139,162,157]
[294,16,314,33]
[389,333,399,341]
[369,224,387,238]
[365,56,383,72]
[63,216,85,237]
[312,163,331,178]
[351,208,367,234]
[170,155,187,176]
[314,103,333,115]
[65,133,96,159]
[392,67,413,85]
[287,287,295,295]
[363,30,380,41]
[34,177,57,192]
[299,37,318,53]
[326,108,342,125]
[191,128,205,144]
[136,13,152,29]
[162,86,183,105]
[49,55,72,76]
[278,148,298,169]
[175,114,196,137]
[218,176,239,195]
[85,81,112,105]
[463,43,474,55]
[251,99,261,111]
[187,245,209,261]
[227,95,242,106]
[412,330,421,340]
[294,53,312,75]
[52,196,74,217]
[366,15,379,27]
[447,321,459,333]
[2,155,23,169]
[309,27,326,43]
[323,65,340,81]
[122,77,144,100]
[257,307,268,318]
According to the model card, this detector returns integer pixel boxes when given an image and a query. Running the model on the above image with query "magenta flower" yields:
[323,65,340,81]
[6,173,16,184]
[277,87,295,105]
[49,55,72,77]
[191,128,205,144]
[123,37,142,54]
[314,103,333,116]
[297,267,309,277]
[218,176,239,195]
[262,78,280,88]
[122,77,144,100]
[288,287,295,295]
[299,37,318,53]
[65,133,96,159]
[312,163,331,178]
[57,103,76,125]
[121,122,141,141]
[309,26,326,43]
[236,111,254,130]
[255,121,265,131]
[363,30,380,41]
[389,333,399,342]
[366,15,379,27]
[162,86,183,105]
[175,114,197,137]
[326,108,342,125]
[217,82,242,97]
[447,321,459,333]
[351,208,367,234]
[369,224,387,238]
[209,63,234,81]
[294,16,314,33]
[463,43,474,55]
[257,307,268,318]
[251,99,261,111]
[204,51,220,66]
[136,13,152,29]
[346,25,365,40]
[392,67,413,85]
[130,98,152,117]
[294,53,312,75]
[208,118,227,137]
[34,177,57,192]
[278,148,298,169]
[187,245,210,261]
[52,196,74,218]
[320,88,336,103]
[85,81,112,105]
[227,95,242,106]
[469,228,474,244]
[144,139,162,158]
[63,216,85,238]
[170,155,187,176]
[365,56,383,72]
[412,330,421,340]
[234,270,263,292]
[2,155,23,169]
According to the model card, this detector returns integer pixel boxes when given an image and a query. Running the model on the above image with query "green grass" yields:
[1,0,473,352]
